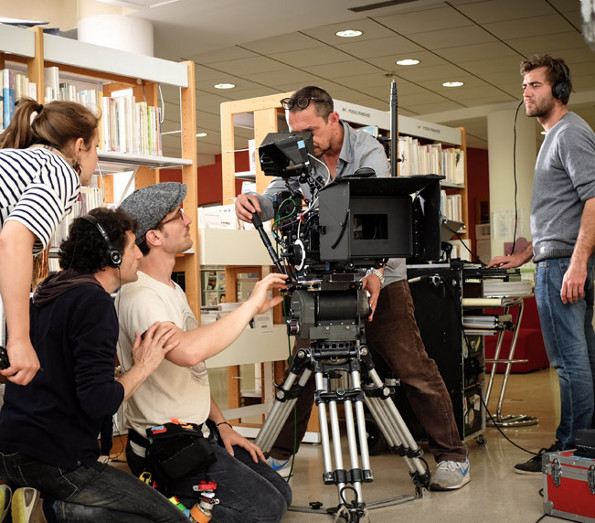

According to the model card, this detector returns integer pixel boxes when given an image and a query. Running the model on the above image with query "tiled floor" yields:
[278,368,565,523]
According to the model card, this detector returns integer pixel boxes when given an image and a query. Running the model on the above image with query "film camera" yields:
[256,132,442,342]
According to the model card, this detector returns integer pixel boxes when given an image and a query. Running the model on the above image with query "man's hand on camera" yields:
[248,273,288,314]
[362,273,382,322]
[235,194,262,223]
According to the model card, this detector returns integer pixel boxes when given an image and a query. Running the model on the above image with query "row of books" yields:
[0,69,38,131]
[398,135,465,185]
[441,190,463,223]
[44,66,163,156]
[44,67,162,156]
[0,65,164,158]
[50,187,105,250]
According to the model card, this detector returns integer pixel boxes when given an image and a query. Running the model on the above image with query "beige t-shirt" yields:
[116,271,210,438]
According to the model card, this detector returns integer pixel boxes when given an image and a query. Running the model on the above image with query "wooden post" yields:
[180,61,200,321]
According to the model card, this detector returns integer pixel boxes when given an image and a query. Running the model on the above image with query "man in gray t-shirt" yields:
[489,55,595,473]
[236,86,470,491]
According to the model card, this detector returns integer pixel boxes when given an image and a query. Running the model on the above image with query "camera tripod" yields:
[255,337,431,522]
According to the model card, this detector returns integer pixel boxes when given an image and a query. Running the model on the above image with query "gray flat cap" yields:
[119,182,187,244]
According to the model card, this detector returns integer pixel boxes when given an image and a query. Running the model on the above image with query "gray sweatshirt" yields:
[531,112,595,263]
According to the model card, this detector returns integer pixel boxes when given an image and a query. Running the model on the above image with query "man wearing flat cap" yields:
[115,182,291,523]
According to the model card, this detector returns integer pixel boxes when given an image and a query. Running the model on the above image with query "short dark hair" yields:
[287,86,334,121]
[59,207,137,273]
[520,54,572,105]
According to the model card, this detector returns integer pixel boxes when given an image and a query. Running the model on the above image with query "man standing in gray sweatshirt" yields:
[489,55,595,473]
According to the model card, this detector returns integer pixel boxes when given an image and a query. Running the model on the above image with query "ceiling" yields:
[108,0,595,165]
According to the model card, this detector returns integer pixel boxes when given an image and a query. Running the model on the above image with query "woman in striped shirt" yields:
[0,98,99,386]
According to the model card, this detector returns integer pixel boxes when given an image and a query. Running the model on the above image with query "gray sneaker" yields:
[430,457,471,491]
[267,456,292,478]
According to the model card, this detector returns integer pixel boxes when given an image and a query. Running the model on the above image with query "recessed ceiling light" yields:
[442,81,464,87]
[336,29,363,38]
[396,59,420,66]
[214,83,235,90]
[196,132,207,138]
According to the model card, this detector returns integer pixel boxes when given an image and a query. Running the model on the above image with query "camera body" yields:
[259,133,442,342]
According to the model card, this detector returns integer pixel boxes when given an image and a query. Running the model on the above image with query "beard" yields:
[525,96,556,118]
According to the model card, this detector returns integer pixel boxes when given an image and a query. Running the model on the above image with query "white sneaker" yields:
[430,457,471,491]
[266,456,292,478]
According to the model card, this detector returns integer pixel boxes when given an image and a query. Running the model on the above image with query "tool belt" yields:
[129,421,216,495]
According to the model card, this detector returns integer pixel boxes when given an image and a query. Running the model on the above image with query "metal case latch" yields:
[588,464,595,495]
[551,458,562,487]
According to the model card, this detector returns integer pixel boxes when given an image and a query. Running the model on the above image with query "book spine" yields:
[3,70,15,128]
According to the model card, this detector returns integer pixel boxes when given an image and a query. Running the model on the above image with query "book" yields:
[2,69,15,128]
[0,72,4,131]
[44,66,59,102]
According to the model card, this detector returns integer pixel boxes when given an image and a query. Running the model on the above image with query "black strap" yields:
[99,415,113,456]
[128,429,150,449]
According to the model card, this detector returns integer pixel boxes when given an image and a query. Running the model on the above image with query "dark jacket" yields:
[0,270,124,468]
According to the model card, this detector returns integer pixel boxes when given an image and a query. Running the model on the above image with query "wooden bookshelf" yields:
[0,25,200,317]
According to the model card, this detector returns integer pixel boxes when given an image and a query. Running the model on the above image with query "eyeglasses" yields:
[159,208,184,227]
[280,97,330,110]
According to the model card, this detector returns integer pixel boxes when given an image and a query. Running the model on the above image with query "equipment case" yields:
[543,450,595,522]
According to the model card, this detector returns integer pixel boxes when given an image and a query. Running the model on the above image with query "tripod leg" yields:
[314,369,336,486]
[363,364,430,487]
[349,369,372,478]
[255,352,312,455]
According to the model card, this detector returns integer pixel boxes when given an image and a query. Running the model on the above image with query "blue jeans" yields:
[126,441,291,523]
[0,451,188,522]
[535,257,595,449]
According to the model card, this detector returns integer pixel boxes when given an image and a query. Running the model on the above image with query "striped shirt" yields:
[0,147,80,254]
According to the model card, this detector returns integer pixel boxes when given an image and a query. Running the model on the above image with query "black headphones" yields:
[552,60,571,102]
[81,215,122,268]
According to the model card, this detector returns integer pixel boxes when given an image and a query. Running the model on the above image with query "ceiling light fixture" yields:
[442,81,464,87]
[214,83,236,89]
[396,59,420,66]
[196,132,207,138]
[336,29,363,38]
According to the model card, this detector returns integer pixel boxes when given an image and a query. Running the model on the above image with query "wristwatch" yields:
[367,268,385,288]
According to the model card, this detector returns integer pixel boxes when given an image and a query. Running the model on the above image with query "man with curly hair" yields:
[0,207,188,522]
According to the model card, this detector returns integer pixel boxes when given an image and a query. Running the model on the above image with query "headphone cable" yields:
[509,100,524,257]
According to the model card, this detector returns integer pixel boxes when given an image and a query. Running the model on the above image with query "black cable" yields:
[509,100,524,256]
[109,268,126,463]
[442,223,484,264]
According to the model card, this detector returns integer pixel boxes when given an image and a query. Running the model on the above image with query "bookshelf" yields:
[0,25,200,318]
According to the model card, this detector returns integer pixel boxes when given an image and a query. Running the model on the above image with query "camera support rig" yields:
[253,271,431,521]
[251,137,443,519]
